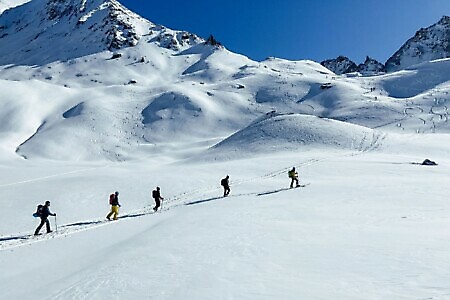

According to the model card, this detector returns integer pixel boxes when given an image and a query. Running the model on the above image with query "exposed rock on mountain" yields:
[321,16,449,74]
[358,56,385,74]
[320,55,358,75]
[321,56,385,75]
[385,16,450,72]
[0,0,203,65]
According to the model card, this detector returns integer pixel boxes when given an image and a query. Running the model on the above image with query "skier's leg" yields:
[112,206,119,220]
[106,209,113,220]
[45,219,52,233]
[35,219,45,235]
[153,199,160,211]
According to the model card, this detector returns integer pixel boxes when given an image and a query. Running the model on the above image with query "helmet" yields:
[45,200,51,205]
[115,191,119,195]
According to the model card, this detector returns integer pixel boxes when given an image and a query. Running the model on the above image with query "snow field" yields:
[2,144,450,299]
[0,2,449,298]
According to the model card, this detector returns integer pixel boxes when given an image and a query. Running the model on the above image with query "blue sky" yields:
[120,0,450,64]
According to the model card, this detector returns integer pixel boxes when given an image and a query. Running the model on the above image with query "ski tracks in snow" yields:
[0,164,108,188]
[0,145,384,250]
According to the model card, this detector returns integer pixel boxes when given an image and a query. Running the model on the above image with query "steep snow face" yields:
[0,0,29,14]
[0,0,203,66]
[385,16,450,72]
[320,56,358,75]
[380,59,450,98]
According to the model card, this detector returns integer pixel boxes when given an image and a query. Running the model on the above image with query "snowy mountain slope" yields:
[0,1,449,161]
[0,0,29,14]
[385,16,450,72]
[0,0,203,66]
[204,113,385,160]
[2,2,450,300]
[380,59,450,98]
[1,51,450,160]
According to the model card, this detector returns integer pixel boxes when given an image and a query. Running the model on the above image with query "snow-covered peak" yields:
[385,15,450,72]
[320,56,358,75]
[0,0,203,66]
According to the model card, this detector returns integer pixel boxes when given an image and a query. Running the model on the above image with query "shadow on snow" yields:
[257,188,291,196]
[185,196,224,206]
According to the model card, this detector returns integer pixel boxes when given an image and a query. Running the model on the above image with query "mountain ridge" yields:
[321,15,450,75]
[0,0,204,66]
[0,1,449,161]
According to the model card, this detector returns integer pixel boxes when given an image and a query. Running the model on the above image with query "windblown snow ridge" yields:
[203,113,384,160]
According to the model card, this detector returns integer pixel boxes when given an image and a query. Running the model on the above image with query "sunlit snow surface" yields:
[1,1,450,299]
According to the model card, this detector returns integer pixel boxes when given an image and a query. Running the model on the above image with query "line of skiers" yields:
[34,168,301,234]
[105,187,165,221]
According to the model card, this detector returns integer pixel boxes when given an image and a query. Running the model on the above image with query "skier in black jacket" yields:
[221,175,230,197]
[152,187,164,212]
[34,200,56,235]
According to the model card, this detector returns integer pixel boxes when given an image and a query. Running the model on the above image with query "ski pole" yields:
[160,198,163,212]
[54,215,58,232]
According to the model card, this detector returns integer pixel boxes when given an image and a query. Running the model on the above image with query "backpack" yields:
[220,179,227,186]
[109,194,115,205]
[152,190,158,199]
[288,170,297,178]
[33,205,44,218]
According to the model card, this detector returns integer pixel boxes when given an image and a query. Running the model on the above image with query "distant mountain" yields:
[320,55,384,75]
[385,16,450,72]
[320,56,358,75]
[0,0,203,65]
[0,0,449,161]
[358,56,385,74]
[321,16,450,74]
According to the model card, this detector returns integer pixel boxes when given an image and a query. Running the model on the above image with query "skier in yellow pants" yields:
[106,191,121,220]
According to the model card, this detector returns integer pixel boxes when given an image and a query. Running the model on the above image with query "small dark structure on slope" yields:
[421,159,438,166]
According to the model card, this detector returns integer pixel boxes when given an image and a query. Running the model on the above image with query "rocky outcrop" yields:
[385,16,450,72]
[358,56,385,74]
[320,56,358,75]
[0,0,204,65]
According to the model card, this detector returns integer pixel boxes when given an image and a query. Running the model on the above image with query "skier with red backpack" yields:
[106,191,121,220]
